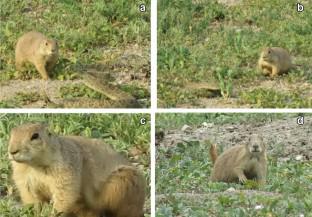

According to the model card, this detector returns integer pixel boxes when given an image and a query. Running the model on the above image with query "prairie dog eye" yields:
[45,42,49,46]
[31,133,39,140]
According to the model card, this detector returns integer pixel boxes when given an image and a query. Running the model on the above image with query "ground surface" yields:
[158,0,312,108]
[0,0,150,108]
[156,113,312,216]
[0,114,151,217]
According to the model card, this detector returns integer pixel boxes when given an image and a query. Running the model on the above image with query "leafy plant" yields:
[215,67,233,99]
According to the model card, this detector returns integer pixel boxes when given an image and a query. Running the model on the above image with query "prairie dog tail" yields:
[209,143,218,164]
[98,165,145,217]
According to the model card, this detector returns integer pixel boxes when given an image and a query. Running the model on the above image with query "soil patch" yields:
[159,117,312,161]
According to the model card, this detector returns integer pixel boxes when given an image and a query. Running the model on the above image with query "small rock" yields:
[201,122,214,128]
[295,155,303,161]
[181,124,192,132]
[202,122,208,127]
[225,126,236,132]
[226,187,235,192]
[254,204,264,210]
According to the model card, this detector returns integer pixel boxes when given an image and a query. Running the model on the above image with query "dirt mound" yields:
[0,79,82,101]
[160,117,312,161]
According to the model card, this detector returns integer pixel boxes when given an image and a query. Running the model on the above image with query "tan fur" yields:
[258,47,292,77]
[15,31,59,80]
[8,123,145,217]
[209,143,218,164]
[210,135,267,184]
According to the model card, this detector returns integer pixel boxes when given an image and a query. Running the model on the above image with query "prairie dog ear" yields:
[36,122,52,136]
[45,124,55,137]
[38,122,49,130]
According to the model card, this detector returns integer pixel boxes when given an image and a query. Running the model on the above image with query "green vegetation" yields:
[0,114,150,216]
[240,88,312,108]
[156,113,312,216]
[158,0,312,108]
[60,84,108,100]
[0,0,150,107]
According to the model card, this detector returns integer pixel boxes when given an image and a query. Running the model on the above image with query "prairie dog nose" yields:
[10,150,19,155]
[252,145,259,151]
[9,146,20,155]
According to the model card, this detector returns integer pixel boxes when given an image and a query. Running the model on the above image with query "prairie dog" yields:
[8,123,145,217]
[15,31,59,80]
[258,47,292,77]
[210,135,267,184]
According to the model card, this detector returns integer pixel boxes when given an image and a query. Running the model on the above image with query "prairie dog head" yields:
[245,135,266,156]
[260,47,277,63]
[39,39,58,56]
[8,123,55,166]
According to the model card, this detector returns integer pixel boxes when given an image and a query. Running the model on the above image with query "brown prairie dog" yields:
[8,123,145,217]
[15,31,59,80]
[210,135,267,184]
[258,47,292,77]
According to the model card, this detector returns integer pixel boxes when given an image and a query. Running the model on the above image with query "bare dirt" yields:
[158,116,312,161]
[217,0,242,6]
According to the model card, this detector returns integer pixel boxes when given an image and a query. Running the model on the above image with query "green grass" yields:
[240,88,312,108]
[60,84,109,100]
[158,0,312,108]
[0,114,150,216]
[0,0,150,107]
[157,144,312,217]
[156,113,312,216]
